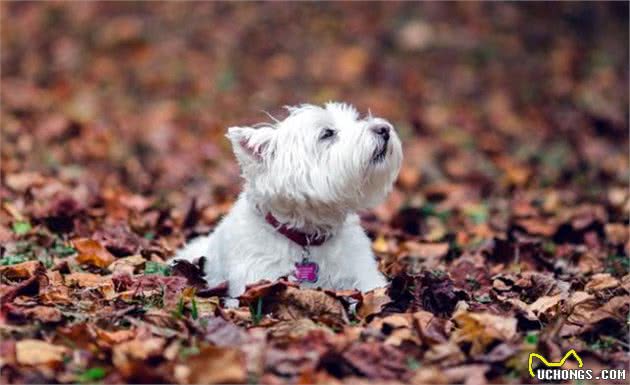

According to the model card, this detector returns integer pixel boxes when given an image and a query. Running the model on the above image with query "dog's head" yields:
[227,102,402,227]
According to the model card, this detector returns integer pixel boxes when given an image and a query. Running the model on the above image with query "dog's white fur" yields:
[172,102,402,298]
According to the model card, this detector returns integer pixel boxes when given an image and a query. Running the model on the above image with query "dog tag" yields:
[294,260,319,283]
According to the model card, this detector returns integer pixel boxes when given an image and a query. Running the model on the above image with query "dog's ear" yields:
[226,126,275,168]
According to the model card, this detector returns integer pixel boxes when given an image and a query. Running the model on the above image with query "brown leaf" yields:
[413,310,448,345]
[367,313,420,346]
[268,318,333,341]
[404,241,450,260]
[40,283,72,305]
[0,260,45,280]
[357,287,391,319]
[64,272,111,287]
[566,291,597,325]
[605,223,629,245]
[64,272,116,299]
[15,339,69,365]
[340,342,410,380]
[238,279,297,305]
[198,317,248,346]
[93,223,147,256]
[527,294,561,319]
[108,254,146,275]
[73,238,115,268]
[505,298,537,321]
[5,304,63,323]
[451,310,517,355]
[584,273,619,292]
[1,272,47,305]
[514,218,557,237]
[423,342,465,366]
[276,286,349,327]
[171,258,209,289]
[443,364,489,385]
[94,327,136,347]
[416,271,468,317]
[587,295,630,326]
[4,172,46,192]
[177,345,247,384]
[112,336,166,375]
[411,366,449,384]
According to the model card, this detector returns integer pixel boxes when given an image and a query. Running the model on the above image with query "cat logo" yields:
[528,349,583,378]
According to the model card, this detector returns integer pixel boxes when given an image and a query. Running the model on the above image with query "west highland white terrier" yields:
[172,102,403,298]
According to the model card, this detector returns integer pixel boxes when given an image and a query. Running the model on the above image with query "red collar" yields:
[264,212,329,247]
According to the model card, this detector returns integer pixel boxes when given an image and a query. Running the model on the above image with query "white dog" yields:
[172,102,402,298]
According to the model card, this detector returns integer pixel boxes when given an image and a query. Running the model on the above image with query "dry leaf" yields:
[584,273,619,292]
[404,241,450,260]
[451,310,517,355]
[276,286,349,326]
[177,345,246,384]
[0,261,45,280]
[528,294,561,319]
[73,238,116,268]
[108,254,146,275]
[94,328,136,346]
[64,272,115,299]
[15,339,68,365]
[515,218,557,237]
[357,287,391,319]
[113,337,165,375]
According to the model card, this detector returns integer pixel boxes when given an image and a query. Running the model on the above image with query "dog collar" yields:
[264,212,329,247]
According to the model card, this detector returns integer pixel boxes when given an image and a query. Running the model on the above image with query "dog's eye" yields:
[319,128,335,141]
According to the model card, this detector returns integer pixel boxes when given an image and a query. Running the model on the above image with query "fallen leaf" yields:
[15,339,69,365]
[4,172,46,192]
[268,318,333,341]
[276,286,349,327]
[451,310,517,355]
[340,342,411,380]
[171,258,209,289]
[587,295,630,326]
[527,294,561,319]
[177,345,247,384]
[64,272,115,299]
[94,327,136,347]
[0,260,45,280]
[108,254,146,275]
[444,364,489,385]
[357,287,391,319]
[64,272,111,287]
[417,270,468,317]
[404,241,450,260]
[5,304,63,323]
[238,279,297,305]
[92,223,147,256]
[413,310,448,345]
[514,218,557,237]
[423,342,465,366]
[605,223,628,245]
[198,316,248,346]
[73,238,115,268]
[411,366,449,384]
[584,273,619,292]
[112,336,166,375]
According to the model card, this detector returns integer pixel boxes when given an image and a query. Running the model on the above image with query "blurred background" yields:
[1,1,628,236]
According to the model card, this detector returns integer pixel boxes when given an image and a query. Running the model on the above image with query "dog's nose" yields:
[371,125,390,141]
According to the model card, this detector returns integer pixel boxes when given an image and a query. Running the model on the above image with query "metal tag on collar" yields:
[294,245,319,283]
